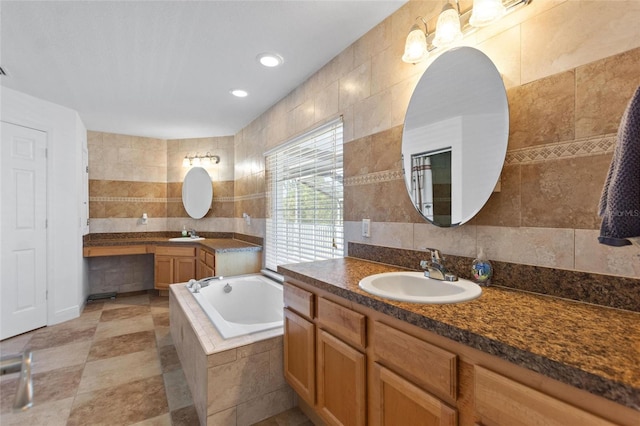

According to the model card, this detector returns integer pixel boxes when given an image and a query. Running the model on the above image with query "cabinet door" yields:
[475,366,616,426]
[174,257,196,283]
[155,256,174,290]
[198,261,214,279]
[371,363,457,426]
[317,329,366,426]
[284,308,315,405]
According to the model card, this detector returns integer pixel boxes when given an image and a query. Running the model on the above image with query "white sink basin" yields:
[168,237,205,242]
[358,271,482,304]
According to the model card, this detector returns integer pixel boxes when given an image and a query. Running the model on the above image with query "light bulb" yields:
[470,0,506,27]
[433,3,462,48]
[402,24,429,64]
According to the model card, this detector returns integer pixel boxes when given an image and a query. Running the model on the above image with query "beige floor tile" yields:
[155,326,174,348]
[163,368,193,411]
[0,396,74,426]
[31,340,92,374]
[102,294,151,310]
[0,333,33,356]
[100,305,151,322]
[87,330,157,362]
[69,375,168,426]
[1,364,84,414]
[130,412,173,426]
[28,320,97,351]
[94,314,155,341]
[78,349,161,394]
[170,405,200,426]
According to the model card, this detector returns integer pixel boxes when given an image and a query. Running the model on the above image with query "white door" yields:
[1,122,48,339]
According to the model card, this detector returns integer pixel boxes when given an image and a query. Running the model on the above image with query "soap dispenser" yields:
[471,249,492,286]
[182,225,188,237]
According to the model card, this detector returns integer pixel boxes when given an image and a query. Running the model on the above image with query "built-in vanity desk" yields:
[83,233,262,292]
[280,257,639,426]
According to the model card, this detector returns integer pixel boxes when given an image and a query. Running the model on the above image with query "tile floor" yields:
[0,291,311,426]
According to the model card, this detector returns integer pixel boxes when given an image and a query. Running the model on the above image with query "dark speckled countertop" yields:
[83,233,262,253]
[278,257,640,410]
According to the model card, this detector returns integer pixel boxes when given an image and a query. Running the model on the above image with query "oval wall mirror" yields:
[402,46,509,227]
[182,166,213,219]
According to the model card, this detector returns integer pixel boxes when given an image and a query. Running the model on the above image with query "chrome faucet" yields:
[420,248,458,281]
[188,228,198,238]
[198,275,224,287]
[187,276,224,292]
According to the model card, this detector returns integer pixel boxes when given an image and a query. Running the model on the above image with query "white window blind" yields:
[265,118,344,272]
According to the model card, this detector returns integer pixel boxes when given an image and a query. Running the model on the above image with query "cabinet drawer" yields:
[284,282,314,320]
[156,246,196,257]
[83,245,149,257]
[199,249,206,262]
[475,366,616,426]
[205,251,215,268]
[317,297,366,350]
[373,321,457,401]
[371,363,457,426]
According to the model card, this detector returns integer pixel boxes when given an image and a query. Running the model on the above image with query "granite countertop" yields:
[278,257,640,410]
[83,234,262,253]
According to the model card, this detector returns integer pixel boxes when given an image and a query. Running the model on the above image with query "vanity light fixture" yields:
[401,0,531,64]
[182,152,221,167]
[257,52,284,68]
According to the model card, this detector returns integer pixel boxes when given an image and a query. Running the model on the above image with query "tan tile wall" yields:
[235,0,640,279]
[88,132,236,231]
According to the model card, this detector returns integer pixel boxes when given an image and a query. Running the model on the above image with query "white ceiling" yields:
[1,0,406,139]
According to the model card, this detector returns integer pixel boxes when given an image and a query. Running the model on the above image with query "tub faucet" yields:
[420,248,458,282]
[198,276,224,288]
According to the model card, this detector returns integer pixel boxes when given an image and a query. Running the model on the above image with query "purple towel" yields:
[598,86,640,247]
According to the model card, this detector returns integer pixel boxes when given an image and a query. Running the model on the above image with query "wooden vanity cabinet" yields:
[317,328,366,426]
[370,321,458,426]
[474,366,616,426]
[371,363,457,426]
[284,308,316,405]
[282,279,637,426]
[154,246,197,290]
[316,297,367,426]
[197,248,215,279]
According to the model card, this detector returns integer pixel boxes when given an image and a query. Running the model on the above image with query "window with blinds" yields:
[265,118,344,272]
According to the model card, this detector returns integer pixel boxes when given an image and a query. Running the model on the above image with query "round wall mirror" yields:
[402,46,509,227]
[182,166,213,219]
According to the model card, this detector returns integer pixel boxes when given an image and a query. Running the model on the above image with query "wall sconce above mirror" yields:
[182,152,221,167]
[402,0,532,64]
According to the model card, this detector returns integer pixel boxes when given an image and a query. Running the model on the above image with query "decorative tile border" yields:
[90,197,168,203]
[344,169,404,187]
[93,196,240,203]
[342,134,616,187]
[506,134,616,165]
[234,193,265,201]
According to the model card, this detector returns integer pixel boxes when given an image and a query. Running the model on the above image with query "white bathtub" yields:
[189,274,284,339]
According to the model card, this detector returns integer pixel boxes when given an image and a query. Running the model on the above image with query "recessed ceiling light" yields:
[230,89,248,98]
[257,53,284,68]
